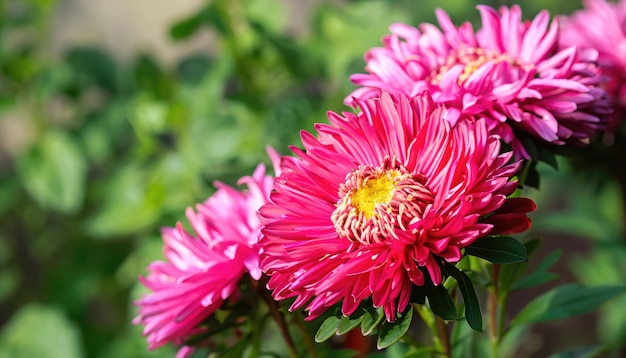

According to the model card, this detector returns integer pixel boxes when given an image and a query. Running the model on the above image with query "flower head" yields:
[260,93,535,322]
[560,0,626,138]
[133,161,275,352]
[347,5,611,158]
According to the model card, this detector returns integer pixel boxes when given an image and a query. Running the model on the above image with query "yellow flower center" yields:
[331,159,435,245]
[458,55,491,84]
[428,47,521,85]
[350,172,397,219]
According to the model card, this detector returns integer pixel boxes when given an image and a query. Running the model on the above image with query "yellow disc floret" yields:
[350,172,396,218]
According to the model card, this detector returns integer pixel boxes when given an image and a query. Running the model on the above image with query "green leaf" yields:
[17,131,86,213]
[499,238,549,293]
[170,13,203,40]
[361,306,384,336]
[524,237,543,258]
[0,304,82,358]
[513,284,626,325]
[464,236,527,264]
[514,272,560,291]
[548,345,605,358]
[446,264,482,332]
[512,249,562,290]
[65,47,118,93]
[538,147,559,170]
[336,314,364,335]
[87,163,162,238]
[425,284,458,320]
[315,316,340,343]
[377,306,413,349]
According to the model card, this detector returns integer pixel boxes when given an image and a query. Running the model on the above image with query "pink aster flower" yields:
[347,5,611,158]
[260,92,535,322]
[560,0,626,139]
[133,160,275,354]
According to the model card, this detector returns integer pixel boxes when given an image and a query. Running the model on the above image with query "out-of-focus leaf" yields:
[103,320,177,358]
[569,246,626,345]
[317,349,360,358]
[464,236,527,264]
[65,47,117,93]
[499,237,543,293]
[0,268,18,301]
[377,306,413,349]
[245,0,286,33]
[511,249,561,290]
[403,347,438,358]
[446,264,482,332]
[311,0,411,91]
[513,284,626,325]
[87,163,162,238]
[170,3,226,39]
[131,99,168,137]
[530,170,624,242]
[170,13,203,40]
[0,177,20,215]
[366,341,409,358]
[547,345,605,358]
[115,236,165,287]
[177,55,212,85]
[315,316,340,343]
[17,130,86,213]
[133,54,174,100]
[0,304,82,358]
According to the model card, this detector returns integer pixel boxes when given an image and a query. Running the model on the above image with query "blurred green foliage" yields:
[0,0,624,357]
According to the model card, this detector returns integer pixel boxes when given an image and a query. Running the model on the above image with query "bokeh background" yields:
[1,0,625,357]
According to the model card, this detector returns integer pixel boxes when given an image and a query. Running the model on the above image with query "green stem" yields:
[489,264,501,358]
[435,316,452,358]
[414,303,447,356]
[292,311,318,358]
[256,276,299,358]
[250,290,262,357]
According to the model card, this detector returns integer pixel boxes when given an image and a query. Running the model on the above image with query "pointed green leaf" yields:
[170,14,203,40]
[513,272,560,291]
[513,284,626,325]
[315,316,340,343]
[425,284,458,321]
[446,264,482,332]
[336,314,364,335]
[360,306,384,336]
[464,236,527,264]
[377,306,413,349]
[512,249,562,290]
[499,237,544,292]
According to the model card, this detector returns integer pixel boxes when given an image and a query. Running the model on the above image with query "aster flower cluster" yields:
[133,162,275,357]
[133,3,623,357]
[347,5,612,159]
[261,93,534,322]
